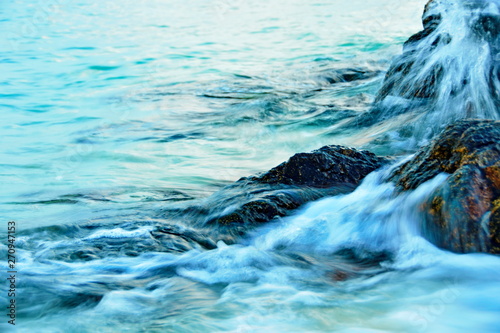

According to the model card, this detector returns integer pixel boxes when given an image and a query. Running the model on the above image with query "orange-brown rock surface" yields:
[390,120,500,253]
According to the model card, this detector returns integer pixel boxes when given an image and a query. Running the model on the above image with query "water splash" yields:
[9,165,500,332]
[4,0,500,331]
[354,0,500,149]
[252,168,449,259]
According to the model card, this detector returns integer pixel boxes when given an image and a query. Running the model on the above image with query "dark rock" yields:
[380,0,499,103]
[423,0,440,27]
[29,220,220,262]
[203,146,389,231]
[210,188,321,227]
[338,1,449,131]
[389,120,500,254]
[378,37,446,102]
[319,68,381,84]
[472,14,500,42]
[251,145,387,187]
[374,0,446,101]
[343,0,499,139]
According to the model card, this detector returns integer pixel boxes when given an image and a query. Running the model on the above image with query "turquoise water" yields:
[1,0,423,228]
[2,0,500,332]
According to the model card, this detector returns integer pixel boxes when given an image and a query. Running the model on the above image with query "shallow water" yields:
[2,0,500,332]
[1,0,424,228]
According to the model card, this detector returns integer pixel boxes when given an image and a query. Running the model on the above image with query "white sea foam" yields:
[83,226,154,240]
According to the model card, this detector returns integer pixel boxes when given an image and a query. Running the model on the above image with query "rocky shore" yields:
[62,0,500,259]
[201,120,500,255]
[195,0,500,254]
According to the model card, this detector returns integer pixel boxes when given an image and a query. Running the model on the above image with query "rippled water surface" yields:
[1,0,425,226]
[2,0,500,332]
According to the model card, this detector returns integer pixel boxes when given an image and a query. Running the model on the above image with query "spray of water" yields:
[356,0,500,147]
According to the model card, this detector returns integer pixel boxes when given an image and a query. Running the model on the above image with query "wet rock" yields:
[29,221,219,262]
[378,28,446,102]
[250,145,387,187]
[374,0,446,101]
[472,14,500,42]
[208,188,329,227]
[423,0,441,29]
[203,146,389,231]
[405,0,443,47]
[337,2,449,131]
[319,68,381,84]
[343,0,499,142]
[378,0,500,103]
[389,120,500,254]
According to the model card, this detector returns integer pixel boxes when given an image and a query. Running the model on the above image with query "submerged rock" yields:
[32,222,218,262]
[318,67,381,85]
[389,120,500,254]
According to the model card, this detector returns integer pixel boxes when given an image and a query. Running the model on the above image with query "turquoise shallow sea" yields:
[2,0,500,332]
[1,0,423,227]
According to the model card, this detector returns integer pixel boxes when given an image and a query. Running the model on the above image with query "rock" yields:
[377,0,500,103]
[319,68,381,85]
[34,221,218,262]
[344,0,499,138]
[389,120,500,254]
[376,9,447,102]
[337,1,449,130]
[203,145,389,231]
[423,0,441,29]
[250,145,387,187]
[471,13,500,42]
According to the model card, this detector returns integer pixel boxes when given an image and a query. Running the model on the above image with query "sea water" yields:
[1,0,500,332]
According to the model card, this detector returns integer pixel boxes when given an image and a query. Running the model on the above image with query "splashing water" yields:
[426,0,500,118]
[2,0,500,332]
[252,167,448,257]
[352,0,500,149]
[5,165,500,332]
